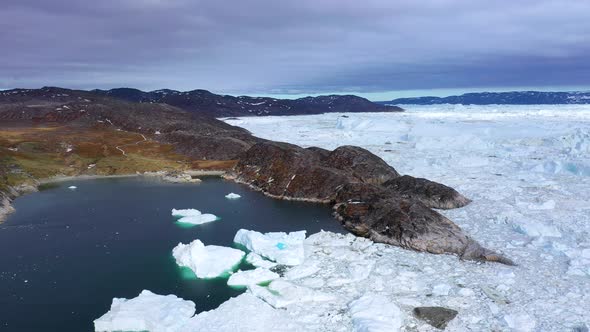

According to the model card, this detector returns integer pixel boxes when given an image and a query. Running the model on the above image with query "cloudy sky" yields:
[2,0,590,99]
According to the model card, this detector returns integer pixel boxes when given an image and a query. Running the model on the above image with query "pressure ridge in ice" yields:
[234,229,306,265]
[93,290,195,332]
[172,239,245,278]
[171,208,218,225]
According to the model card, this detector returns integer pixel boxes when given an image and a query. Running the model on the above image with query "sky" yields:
[2,0,590,100]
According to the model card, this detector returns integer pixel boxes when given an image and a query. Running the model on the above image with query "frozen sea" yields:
[223,105,590,331]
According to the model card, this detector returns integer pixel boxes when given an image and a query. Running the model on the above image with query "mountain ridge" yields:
[383,91,590,105]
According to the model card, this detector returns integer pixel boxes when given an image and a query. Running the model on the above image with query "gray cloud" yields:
[1,0,589,94]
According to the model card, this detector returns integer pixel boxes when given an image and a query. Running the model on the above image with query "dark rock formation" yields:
[90,88,403,117]
[413,307,459,329]
[383,175,471,209]
[232,141,513,264]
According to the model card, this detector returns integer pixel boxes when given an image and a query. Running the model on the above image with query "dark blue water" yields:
[0,177,343,332]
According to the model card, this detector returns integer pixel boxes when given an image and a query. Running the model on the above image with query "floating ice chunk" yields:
[178,214,218,225]
[227,268,279,287]
[513,219,561,238]
[68,186,77,190]
[528,199,556,210]
[504,313,536,332]
[184,293,298,331]
[245,252,277,269]
[171,209,218,225]
[249,280,335,308]
[234,229,306,265]
[348,294,403,332]
[172,239,245,278]
[94,290,195,332]
[225,193,241,199]
[432,283,452,296]
[171,208,202,217]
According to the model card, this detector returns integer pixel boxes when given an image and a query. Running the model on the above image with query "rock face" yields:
[232,141,512,264]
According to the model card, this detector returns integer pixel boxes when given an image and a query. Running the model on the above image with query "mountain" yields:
[383,91,590,105]
[0,86,260,160]
[91,88,402,116]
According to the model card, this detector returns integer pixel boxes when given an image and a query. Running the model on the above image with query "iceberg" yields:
[93,290,195,332]
[234,229,306,266]
[171,208,218,225]
[225,193,241,199]
[227,268,279,287]
[171,208,201,217]
[68,185,77,190]
[172,239,245,278]
[348,294,403,332]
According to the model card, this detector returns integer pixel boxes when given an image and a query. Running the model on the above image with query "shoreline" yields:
[0,170,228,223]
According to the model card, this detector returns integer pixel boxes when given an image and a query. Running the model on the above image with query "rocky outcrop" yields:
[231,141,513,264]
[383,175,471,209]
[413,307,459,329]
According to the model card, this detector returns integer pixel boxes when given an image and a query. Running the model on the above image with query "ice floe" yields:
[225,193,241,199]
[172,239,245,278]
[93,290,195,332]
[171,208,218,225]
[68,185,77,190]
[234,229,306,265]
[227,268,279,287]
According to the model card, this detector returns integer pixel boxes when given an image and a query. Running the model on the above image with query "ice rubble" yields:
[224,106,590,330]
[234,229,306,265]
[348,294,403,332]
[171,208,218,225]
[94,290,195,332]
[225,192,241,199]
[227,268,279,287]
[172,239,245,278]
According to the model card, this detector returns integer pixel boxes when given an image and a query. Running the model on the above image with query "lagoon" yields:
[0,177,342,332]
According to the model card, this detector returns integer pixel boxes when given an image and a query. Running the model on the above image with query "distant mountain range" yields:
[382,91,590,105]
[90,87,401,116]
[0,87,400,117]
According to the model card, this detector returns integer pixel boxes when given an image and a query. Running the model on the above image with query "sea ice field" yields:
[217,104,590,331]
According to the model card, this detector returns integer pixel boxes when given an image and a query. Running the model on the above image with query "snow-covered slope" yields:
[224,105,590,331]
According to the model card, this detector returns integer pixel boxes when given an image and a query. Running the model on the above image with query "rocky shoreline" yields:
[229,141,512,264]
